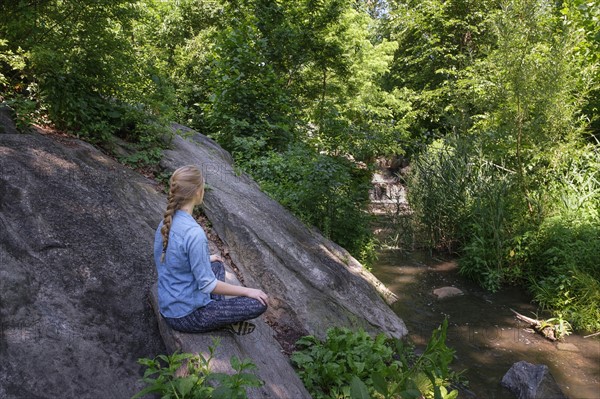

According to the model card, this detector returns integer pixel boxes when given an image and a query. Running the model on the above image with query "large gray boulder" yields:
[501,361,567,399]
[0,121,166,397]
[161,123,408,349]
[0,110,407,398]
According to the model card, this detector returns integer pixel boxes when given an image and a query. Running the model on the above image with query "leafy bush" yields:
[517,216,600,332]
[457,165,524,292]
[240,143,377,265]
[133,340,262,399]
[291,320,459,399]
[506,146,600,332]
[407,137,526,286]
[0,38,40,130]
[408,133,600,330]
[0,1,174,145]
[406,138,470,253]
[404,0,599,332]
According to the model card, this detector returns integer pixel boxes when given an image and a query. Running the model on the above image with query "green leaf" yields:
[354,361,365,374]
[371,371,388,396]
[350,376,371,399]
[212,385,234,399]
[230,355,241,371]
[206,372,229,383]
[290,352,313,366]
[174,376,197,396]
[130,384,164,399]
[446,388,459,399]
[236,373,263,387]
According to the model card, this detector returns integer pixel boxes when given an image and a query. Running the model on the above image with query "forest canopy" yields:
[1,0,598,331]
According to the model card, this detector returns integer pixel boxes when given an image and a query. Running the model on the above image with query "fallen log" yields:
[510,309,557,342]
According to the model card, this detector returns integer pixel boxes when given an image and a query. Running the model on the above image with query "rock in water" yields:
[432,286,464,299]
[501,360,567,399]
[161,124,408,346]
[0,122,166,398]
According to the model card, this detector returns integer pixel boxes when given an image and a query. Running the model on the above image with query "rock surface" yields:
[432,286,464,299]
[556,342,579,352]
[0,120,166,397]
[0,107,18,135]
[501,360,567,399]
[0,111,408,398]
[161,124,408,348]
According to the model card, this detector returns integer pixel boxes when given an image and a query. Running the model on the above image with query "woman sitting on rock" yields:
[154,165,268,335]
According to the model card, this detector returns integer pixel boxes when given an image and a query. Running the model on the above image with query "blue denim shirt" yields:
[153,210,217,318]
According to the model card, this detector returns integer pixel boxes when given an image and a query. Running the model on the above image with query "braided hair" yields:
[160,165,205,263]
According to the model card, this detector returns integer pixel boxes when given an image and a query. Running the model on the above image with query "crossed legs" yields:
[164,261,267,334]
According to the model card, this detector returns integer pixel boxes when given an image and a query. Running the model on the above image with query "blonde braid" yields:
[159,166,205,263]
[160,182,179,263]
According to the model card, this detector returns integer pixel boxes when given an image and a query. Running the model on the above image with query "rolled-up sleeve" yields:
[186,228,217,294]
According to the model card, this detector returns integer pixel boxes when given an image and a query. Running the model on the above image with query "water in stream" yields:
[371,248,600,399]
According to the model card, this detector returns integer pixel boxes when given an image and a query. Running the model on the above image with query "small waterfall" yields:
[369,168,408,215]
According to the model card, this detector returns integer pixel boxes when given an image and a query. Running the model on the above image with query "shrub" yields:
[239,143,377,265]
[407,137,477,253]
[517,217,600,332]
[133,339,262,399]
[510,147,600,332]
[291,320,460,399]
[409,134,600,330]
[0,1,175,146]
[458,167,524,292]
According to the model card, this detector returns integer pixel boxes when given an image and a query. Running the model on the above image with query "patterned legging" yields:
[164,261,267,333]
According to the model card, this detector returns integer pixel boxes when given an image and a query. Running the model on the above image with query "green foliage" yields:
[515,179,600,332]
[292,328,394,398]
[382,0,497,152]
[240,143,377,264]
[299,4,410,162]
[2,0,597,333]
[409,137,599,330]
[506,145,599,331]
[465,0,592,186]
[0,0,172,144]
[559,0,600,140]
[0,37,39,130]
[0,38,26,89]
[291,320,460,399]
[112,106,170,172]
[133,351,213,399]
[203,0,295,153]
[119,146,163,170]
[133,340,262,399]
[407,138,474,253]
[405,0,600,330]
[208,355,263,399]
[539,314,573,341]
[190,0,412,162]
[456,155,527,291]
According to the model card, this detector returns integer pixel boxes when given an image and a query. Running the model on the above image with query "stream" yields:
[370,248,600,399]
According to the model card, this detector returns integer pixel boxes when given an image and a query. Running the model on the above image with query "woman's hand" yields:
[244,287,269,307]
[212,281,269,306]
[210,254,223,263]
